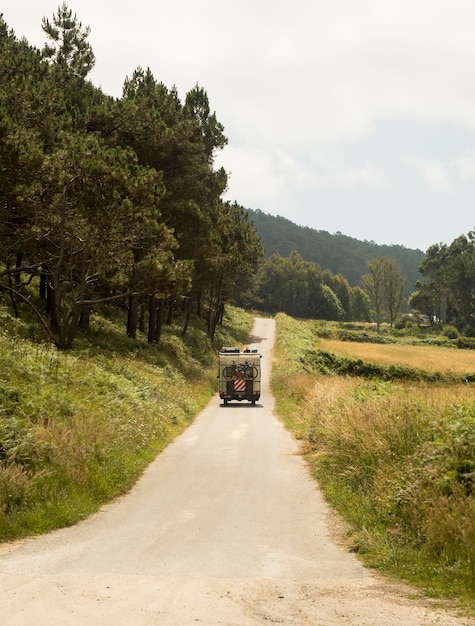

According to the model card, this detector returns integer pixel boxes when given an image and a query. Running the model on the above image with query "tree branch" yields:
[0,282,55,344]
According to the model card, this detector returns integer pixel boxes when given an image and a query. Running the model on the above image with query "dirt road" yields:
[0,318,473,625]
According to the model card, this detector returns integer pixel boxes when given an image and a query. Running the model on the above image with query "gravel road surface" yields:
[0,317,473,625]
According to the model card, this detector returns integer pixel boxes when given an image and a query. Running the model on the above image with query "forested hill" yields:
[246,209,425,291]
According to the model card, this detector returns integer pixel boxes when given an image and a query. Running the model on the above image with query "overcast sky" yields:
[3,1,475,251]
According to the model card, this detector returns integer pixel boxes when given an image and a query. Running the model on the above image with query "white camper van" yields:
[218,347,261,405]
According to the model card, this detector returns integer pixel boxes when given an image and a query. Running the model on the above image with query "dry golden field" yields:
[319,338,475,375]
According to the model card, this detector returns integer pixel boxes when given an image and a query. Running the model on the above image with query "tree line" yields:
[246,208,424,298]
[0,5,263,349]
[2,5,474,344]
[410,230,475,335]
[245,206,475,334]
[242,228,475,335]
[237,250,373,322]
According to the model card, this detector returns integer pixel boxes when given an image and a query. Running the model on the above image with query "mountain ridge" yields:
[246,208,424,295]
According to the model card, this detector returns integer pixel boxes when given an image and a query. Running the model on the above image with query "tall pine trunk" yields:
[127,292,139,338]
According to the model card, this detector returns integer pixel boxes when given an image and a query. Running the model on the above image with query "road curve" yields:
[0,318,473,625]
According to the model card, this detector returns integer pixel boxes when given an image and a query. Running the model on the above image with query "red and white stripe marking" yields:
[234,380,246,392]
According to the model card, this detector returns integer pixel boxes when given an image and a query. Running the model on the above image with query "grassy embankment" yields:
[271,313,475,612]
[0,303,253,541]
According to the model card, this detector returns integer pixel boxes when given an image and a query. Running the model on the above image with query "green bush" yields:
[0,417,51,469]
[457,336,475,350]
[391,406,475,580]
[339,330,389,344]
[0,465,30,514]
[443,324,460,340]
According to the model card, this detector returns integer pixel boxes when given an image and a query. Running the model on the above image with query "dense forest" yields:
[246,208,424,293]
[0,7,263,349]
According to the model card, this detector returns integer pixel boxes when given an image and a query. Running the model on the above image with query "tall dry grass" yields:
[319,338,475,375]
[272,313,475,606]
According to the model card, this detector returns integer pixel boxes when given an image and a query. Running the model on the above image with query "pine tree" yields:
[42,3,95,78]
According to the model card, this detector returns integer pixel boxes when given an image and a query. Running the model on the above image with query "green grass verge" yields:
[0,304,253,540]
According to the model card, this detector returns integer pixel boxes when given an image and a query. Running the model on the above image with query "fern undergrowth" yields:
[0,304,253,540]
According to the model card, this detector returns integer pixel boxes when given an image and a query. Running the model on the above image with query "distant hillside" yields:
[246,209,425,295]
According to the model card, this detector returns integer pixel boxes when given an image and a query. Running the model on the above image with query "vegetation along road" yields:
[0,318,473,625]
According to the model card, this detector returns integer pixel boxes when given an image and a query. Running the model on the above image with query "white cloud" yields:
[402,155,454,193]
[217,146,389,217]
[216,146,289,210]
[309,151,389,190]
[454,149,475,181]
[3,0,475,248]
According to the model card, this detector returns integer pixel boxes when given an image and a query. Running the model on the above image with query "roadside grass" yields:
[0,303,253,541]
[272,313,475,612]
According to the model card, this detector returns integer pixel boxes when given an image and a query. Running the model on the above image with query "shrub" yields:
[0,465,30,513]
[392,406,475,580]
[339,330,389,344]
[0,417,50,469]
[457,336,475,350]
[443,324,460,340]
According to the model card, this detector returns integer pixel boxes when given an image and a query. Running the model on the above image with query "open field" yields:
[319,338,475,375]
